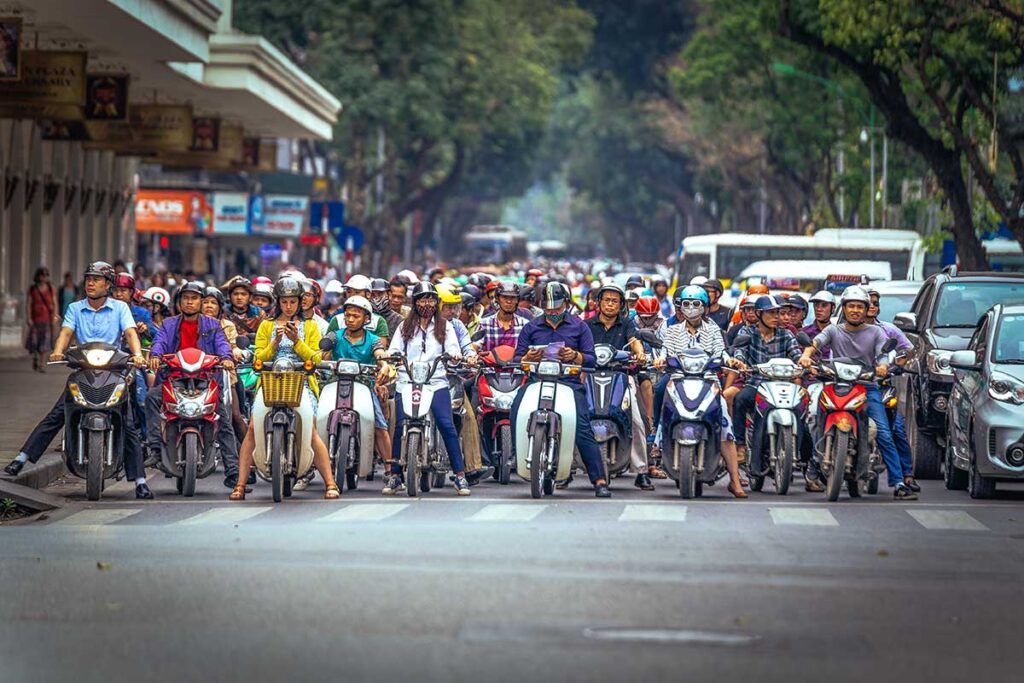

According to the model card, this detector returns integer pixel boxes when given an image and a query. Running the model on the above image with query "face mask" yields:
[416,302,436,318]
[681,306,703,321]
[545,310,567,325]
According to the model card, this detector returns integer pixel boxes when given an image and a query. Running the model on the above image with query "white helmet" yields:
[253,282,274,299]
[839,285,871,306]
[342,295,373,318]
[396,269,420,285]
[689,275,708,286]
[142,286,170,309]
[324,279,344,295]
[809,290,836,306]
[345,274,372,291]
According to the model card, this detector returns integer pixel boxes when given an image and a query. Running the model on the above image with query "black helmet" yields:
[225,276,253,295]
[369,278,389,293]
[460,292,476,308]
[701,278,724,295]
[494,280,520,298]
[174,280,206,309]
[84,261,115,283]
[475,273,493,290]
[202,286,226,309]
[273,276,302,300]
[410,281,439,301]
[462,284,483,302]
[519,284,534,302]
[537,282,571,309]
[625,274,645,289]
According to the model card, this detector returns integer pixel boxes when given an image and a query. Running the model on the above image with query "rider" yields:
[299,278,329,336]
[329,275,390,342]
[201,286,250,448]
[251,280,275,315]
[804,291,836,337]
[230,277,340,501]
[476,281,531,353]
[5,262,152,499]
[111,273,153,341]
[586,283,653,491]
[650,276,673,318]
[140,286,171,331]
[798,286,918,500]
[370,277,404,338]
[385,282,473,496]
[223,276,265,337]
[145,281,240,488]
[701,279,732,331]
[513,282,612,498]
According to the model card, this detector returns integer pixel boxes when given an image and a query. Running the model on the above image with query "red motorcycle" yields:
[476,345,527,484]
[158,347,226,496]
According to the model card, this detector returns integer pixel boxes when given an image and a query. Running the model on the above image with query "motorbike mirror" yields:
[319,334,336,352]
[881,337,898,354]
[636,328,664,349]
[796,332,812,347]
[470,330,485,343]
[731,334,752,349]
[236,336,250,349]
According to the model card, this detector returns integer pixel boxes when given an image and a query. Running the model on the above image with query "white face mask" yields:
[681,306,704,321]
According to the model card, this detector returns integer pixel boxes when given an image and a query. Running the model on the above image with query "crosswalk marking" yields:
[907,510,988,531]
[618,505,687,522]
[56,509,141,526]
[769,508,838,527]
[318,504,410,522]
[467,504,547,522]
[177,507,272,526]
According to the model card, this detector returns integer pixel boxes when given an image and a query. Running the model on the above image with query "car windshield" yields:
[876,292,918,324]
[933,282,1024,327]
[994,314,1024,363]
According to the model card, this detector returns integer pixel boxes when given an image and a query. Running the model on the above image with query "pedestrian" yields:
[59,271,79,318]
[25,267,58,373]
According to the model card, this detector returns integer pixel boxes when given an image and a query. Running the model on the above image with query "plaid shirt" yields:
[734,324,802,383]
[478,313,530,352]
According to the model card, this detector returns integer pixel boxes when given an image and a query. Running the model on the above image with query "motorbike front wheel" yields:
[181,431,199,497]
[85,430,105,502]
[676,443,697,499]
[405,431,421,498]
[333,424,352,487]
[529,430,547,499]
[825,430,850,502]
[271,425,285,503]
[498,424,513,485]
[773,427,795,496]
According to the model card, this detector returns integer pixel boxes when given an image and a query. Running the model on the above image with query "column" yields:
[67,144,83,276]
[51,142,69,281]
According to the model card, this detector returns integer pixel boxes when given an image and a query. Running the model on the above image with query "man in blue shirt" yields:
[512,282,611,497]
[4,262,153,499]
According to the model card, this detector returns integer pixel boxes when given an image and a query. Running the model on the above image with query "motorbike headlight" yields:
[84,349,115,367]
[765,362,798,380]
[835,362,861,382]
[927,350,954,377]
[681,356,708,374]
[176,398,204,418]
[989,373,1024,404]
[410,362,431,384]
[104,383,126,407]
[595,346,614,367]
[68,382,88,406]
[536,361,561,377]
[493,394,514,411]
[336,361,360,375]
[272,358,295,372]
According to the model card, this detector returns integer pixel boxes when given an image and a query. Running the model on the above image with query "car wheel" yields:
[909,398,942,480]
[943,419,968,491]
[967,458,996,499]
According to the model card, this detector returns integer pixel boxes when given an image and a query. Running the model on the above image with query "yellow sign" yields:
[85,104,193,153]
[158,123,246,170]
[0,50,86,119]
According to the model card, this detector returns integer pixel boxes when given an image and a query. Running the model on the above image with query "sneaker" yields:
[894,483,918,500]
[465,467,494,486]
[381,474,405,495]
[903,477,921,492]
[805,476,825,493]
[453,475,471,496]
[292,478,308,492]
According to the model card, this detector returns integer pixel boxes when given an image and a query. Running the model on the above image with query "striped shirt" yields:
[663,319,725,358]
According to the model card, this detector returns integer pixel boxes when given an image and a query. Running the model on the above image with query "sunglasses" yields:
[677,301,704,309]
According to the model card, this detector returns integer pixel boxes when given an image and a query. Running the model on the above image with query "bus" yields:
[463,224,528,264]
[676,229,927,284]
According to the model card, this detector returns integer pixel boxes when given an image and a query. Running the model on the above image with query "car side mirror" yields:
[636,328,663,349]
[893,312,917,334]
[236,336,250,349]
[949,350,979,371]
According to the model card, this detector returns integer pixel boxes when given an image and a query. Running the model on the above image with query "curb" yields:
[0,478,65,512]
[0,453,67,491]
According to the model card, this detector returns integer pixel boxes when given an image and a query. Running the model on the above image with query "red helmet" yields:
[635,295,660,317]
[486,280,501,293]
[113,273,135,290]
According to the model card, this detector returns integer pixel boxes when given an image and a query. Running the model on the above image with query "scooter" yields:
[476,345,526,484]
[53,342,135,501]
[315,341,378,491]
[390,352,455,497]
[156,347,227,496]
[580,344,635,481]
[743,358,809,495]
[515,359,582,499]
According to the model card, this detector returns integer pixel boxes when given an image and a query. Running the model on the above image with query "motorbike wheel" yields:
[346,470,359,491]
[271,425,285,503]
[85,430,105,502]
[333,425,352,487]
[867,474,880,494]
[529,430,546,500]
[420,471,431,493]
[432,472,445,489]
[498,424,513,485]
[825,430,849,502]
[598,442,612,484]
[773,428,794,496]
[405,431,421,498]
[748,474,765,492]
[848,479,861,497]
[181,432,199,497]
[676,443,697,499]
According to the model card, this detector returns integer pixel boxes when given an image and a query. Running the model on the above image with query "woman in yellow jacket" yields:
[230,277,340,500]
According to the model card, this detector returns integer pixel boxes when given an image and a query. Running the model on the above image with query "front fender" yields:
[765,409,795,435]
[672,421,706,445]
[81,411,111,431]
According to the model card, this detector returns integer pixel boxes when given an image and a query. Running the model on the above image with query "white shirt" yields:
[388,319,461,386]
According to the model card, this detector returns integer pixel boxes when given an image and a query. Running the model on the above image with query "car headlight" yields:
[989,373,1024,404]
[84,349,115,367]
[927,350,954,377]
[409,362,431,384]
[835,362,861,382]
[336,361,360,375]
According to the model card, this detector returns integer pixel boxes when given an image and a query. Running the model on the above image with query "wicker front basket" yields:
[261,371,305,407]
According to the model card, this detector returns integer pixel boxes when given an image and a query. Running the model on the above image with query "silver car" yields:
[946,304,1024,498]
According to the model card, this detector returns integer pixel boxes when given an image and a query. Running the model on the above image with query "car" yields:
[945,304,1024,498]
[866,280,922,324]
[893,267,1024,478]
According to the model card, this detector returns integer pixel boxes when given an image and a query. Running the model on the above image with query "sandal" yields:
[649,465,668,479]
[728,480,748,499]
[324,483,341,500]
[229,484,247,501]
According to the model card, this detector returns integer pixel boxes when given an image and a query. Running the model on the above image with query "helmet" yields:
[427,267,444,279]
[527,268,544,278]
[324,279,344,295]
[84,261,115,283]
[174,280,206,309]
[597,282,626,302]
[369,278,389,293]
[650,275,668,287]
[840,285,871,306]
[112,273,135,290]
[537,282,571,309]
[309,279,323,301]
[202,286,225,309]
[437,285,462,305]
[494,280,520,298]
[345,274,372,292]
[739,295,756,309]
[635,295,660,317]
[625,275,645,289]
[298,278,314,295]
[342,295,373,318]
[689,276,708,286]
[396,269,419,285]
[674,285,710,307]
[809,290,836,307]
[754,295,782,312]
[747,283,770,295]
[252,276,273,287]
[787,295,808,311]
[225,276,253,295]
[410,281,439,301]
[142,286,171,310]
[273,277,303,300]
[476,273,493,289]
[253,282,274,301]
[701,278,724,294]
[485,279,501,294]
[519,285,534,302]
[462,284,483,303]
[460,292,476,308]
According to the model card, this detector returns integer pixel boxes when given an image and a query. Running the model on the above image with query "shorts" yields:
[371,391,388,429]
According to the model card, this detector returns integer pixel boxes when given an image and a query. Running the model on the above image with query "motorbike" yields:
[515,359,583,499]
[476,344,527,485]
[743,358,809,495]
[52,343,135,501]
[156,347,228,496]
[315,340,378,491]
[580,344,636,482]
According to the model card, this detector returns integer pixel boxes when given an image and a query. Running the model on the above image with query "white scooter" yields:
[515,359,582,499]
[315,337,377,491]
[390,352,451,497]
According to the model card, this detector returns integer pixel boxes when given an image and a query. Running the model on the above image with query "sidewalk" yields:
[0,359,71,485]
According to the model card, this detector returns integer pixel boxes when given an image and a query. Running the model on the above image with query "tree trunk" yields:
[935,152,988,270]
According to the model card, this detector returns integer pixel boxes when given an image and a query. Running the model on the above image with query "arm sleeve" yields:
[222,320,238,346]
[212,320,231,358]
[513,322,532,361]
[812,326,833,351]
[443,322,461,357]
[578,323,596,368]
[118,303,136,337]
[150,321,171,357]
[786,332,803,361]
[61,304,76,332]
[708,325,726,357]
[254,321,275,362]
[292,321,321,362]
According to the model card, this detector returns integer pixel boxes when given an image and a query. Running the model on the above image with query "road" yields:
[4,462,1024,682]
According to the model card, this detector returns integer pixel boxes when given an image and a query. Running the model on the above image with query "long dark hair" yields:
[400,298,446,345]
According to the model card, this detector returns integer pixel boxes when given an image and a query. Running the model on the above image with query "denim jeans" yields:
[391,386,465,475]
[891,411,913,480]
[865,385,905,487]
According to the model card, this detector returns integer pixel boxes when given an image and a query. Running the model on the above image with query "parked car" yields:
[945,304,1024,498]
[867,280,922,324]
[893,267,1024,478]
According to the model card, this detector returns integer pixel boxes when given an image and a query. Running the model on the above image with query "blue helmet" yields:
[674,285,710,307]
[754,294,783,312]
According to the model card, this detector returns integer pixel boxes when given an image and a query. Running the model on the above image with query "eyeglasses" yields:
[676,301,704,309]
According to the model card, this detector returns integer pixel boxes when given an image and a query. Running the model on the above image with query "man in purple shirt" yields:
[511,282,610,497]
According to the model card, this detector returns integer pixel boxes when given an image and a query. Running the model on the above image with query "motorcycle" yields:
[743,358,809,495]
[52,342,135,501]
[156,347,228,496]
[515,359,583,499]
[580,344,636,482]
[476,344,526,485]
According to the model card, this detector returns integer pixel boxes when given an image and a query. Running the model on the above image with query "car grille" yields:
[80,383,114,406]
[989,429,998,459]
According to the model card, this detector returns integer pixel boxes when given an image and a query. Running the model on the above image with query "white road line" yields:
[768,508,838,527]
[56,509,141,526]
[318,504,410,522]
[618,504,687,522]
[907,510,988,531]
[176,507,272,526]
[467,504,547,522]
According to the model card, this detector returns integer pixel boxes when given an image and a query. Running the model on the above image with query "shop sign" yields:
[85,74,129,121]
[209,192,250,235]
[0,50,86,119]
[135,189,210,234]
[86,104,193,152]
[258,195,308,237]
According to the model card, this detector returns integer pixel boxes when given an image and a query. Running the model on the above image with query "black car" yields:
[894,267,1024,478]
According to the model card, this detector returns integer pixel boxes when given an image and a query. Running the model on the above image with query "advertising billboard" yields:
[135,189,209,234]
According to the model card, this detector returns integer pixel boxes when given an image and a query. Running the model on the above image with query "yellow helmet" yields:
[437,285,462,305]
